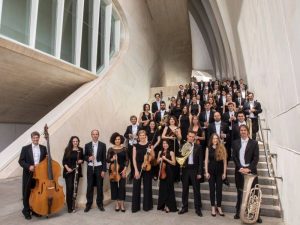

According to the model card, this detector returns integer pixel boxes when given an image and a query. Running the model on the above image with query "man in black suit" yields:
[154,101,168,125]
[232,112,247,141]
[84,129,107,212]
[151,93,161,114]
[232,125,262,223]
[18,131,47,220]
[178,131,203,217]
[235,91,245,111]
[199,102,215,149]
[243,92,262,140]
[124,115,139,180]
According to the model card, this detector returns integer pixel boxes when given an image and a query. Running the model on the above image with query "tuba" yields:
[240,174,262,224]
[176,142,193,167]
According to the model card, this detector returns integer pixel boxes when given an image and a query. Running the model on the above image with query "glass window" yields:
[96,4,105,72]
[109,14,116,58]
[0,0,31,44]
[35,0,56,55]
[80,0,93,70]
[61,0,76,64]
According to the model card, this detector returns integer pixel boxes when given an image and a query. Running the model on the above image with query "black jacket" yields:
[182,143,204,176]
[84,141,107,172]
[243,101,262,117]
[232,138,259,174]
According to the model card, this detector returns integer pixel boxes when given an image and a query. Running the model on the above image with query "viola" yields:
[159,151,167,179]
[142,147,152,172]
[29,124,64,216]
[109,154,121,182]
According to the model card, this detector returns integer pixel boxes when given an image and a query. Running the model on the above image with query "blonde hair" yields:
[215,143,227,161]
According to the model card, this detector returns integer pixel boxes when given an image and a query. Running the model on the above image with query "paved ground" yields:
[0,177,285,225]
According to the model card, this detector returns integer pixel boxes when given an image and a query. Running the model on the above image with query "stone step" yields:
[228,161,268,169]
[126,184,279,206]
[226,168,270,177]
[125,193,282,218]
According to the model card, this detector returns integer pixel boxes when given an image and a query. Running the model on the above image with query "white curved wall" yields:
[215,1,300,224]
[189,12,213,72]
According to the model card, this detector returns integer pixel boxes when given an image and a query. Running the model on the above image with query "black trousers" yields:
[235,170,258,214]
[131,170,153,212]
[86,166,104,207]
[128,145,134,180]
[22,173,35,215]
[65,173,80,210]
[208,163,223,207]
[181,166,202,211]
[110,178,126,201]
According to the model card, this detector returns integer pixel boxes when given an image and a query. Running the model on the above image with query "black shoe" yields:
[257,217,263,223]
[98,205,105,211]
[24,214,32,220]
[234,214,240,219]
[115,208,120,212]
[68,209,73,213]
[121,208,126,213]
[196,210,203,217]
[178,208,188,215]
[84,206,91,213]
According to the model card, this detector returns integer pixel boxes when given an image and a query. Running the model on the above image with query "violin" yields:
[159,151,167,179]
[141,147,152,172]
[109,154,121,182]
[29,124,64,216]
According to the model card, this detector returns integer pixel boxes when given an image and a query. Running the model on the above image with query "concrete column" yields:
[90,0,101,73]
[74,0,85,66]
[103,3,112,68]
[54,0,65,58]
[29,0,39,47]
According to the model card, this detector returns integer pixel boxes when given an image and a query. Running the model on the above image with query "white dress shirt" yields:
[129,125,138,145]
[188,143,194,165]
[215,121,221,136]
[239,138,250,167]
[249,101,255,118]
[238,121,246,126]
[160,110,165,119]
[205,110,210,122]
[222,96,226,106]
[32,144,41,165]
[156,101,161,110]
[88,141,102,167]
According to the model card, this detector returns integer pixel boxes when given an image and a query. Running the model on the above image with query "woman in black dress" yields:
[170,99,182,120]
[62,136,84,213]
[178,105,192,143]
[132,130,155,212]
[107,132,129,212]
[138,103,153,130]
[147,120,161,180]
[189,115,205,149]
[162,116,182,182]
[204,133,227,216]
[157,140,177,212]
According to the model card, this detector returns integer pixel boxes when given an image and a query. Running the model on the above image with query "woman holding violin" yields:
[157,140,177,213]
[62,136,84,213]
[162,116,182,182]
[189,115,205,150]
[132,130,154,212]
[107,132,128,212]
[138,103,153,130]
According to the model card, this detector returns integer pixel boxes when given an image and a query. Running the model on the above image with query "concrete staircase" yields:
[124,143,282,217]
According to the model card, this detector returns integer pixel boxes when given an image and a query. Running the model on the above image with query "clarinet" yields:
[72,150,80,212]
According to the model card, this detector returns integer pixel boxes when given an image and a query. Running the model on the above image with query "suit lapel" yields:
[29,144,34,164]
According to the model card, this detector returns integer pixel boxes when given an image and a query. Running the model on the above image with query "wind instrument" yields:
[72,150,80,212]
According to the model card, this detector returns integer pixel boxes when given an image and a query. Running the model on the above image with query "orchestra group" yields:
[18,78,263,223]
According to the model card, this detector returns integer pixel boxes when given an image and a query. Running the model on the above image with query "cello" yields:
[29,124,65,216]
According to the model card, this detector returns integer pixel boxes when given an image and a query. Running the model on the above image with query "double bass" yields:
[29,124,65,216]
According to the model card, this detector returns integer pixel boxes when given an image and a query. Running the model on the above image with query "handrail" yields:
[258,117,283,180]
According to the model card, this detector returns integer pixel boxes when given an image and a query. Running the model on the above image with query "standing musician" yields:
[84,129,107,212]
[154,101,169,125]
[131,130,155,212]
[178,105,192,143]
[138,103,153,131]
[199,102,215,149]
[189,116,205,150]
[157,140,178,213]
[147,120,161,180]
[151,93,161,114]
[62,136,84,213]
[232,112,247,141]
[124,115,139,180]
[207,111,230,146]
[205,134,227,217]
[106,132,128,212]
[162,116,182,182]
[243,92,262,140]
[18,131,47,220]
[232,125,262,223]
[178,131,203,217]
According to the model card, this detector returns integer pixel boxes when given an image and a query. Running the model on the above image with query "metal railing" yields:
[258,117,283,180]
